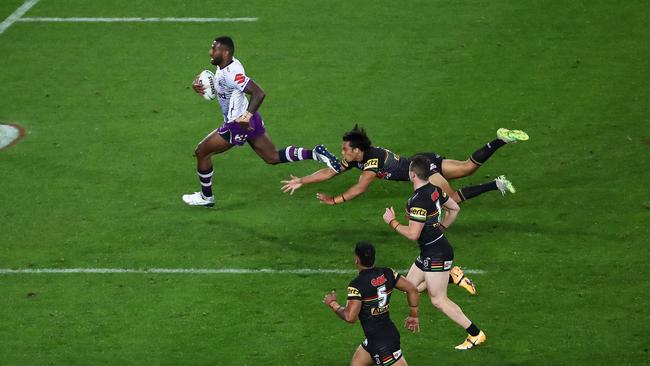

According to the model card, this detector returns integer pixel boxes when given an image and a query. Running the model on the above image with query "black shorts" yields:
[415,235,454,272]
[415,152,445,176]
[361,323,403,366]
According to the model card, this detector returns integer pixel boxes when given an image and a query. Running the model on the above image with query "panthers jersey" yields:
[347,267,401,337]
[341,146,410,181]
[214,57,251,122]
[406,183,449,248]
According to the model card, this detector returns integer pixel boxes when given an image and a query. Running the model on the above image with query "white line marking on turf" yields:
[0,268,487,275]
[0,0,40,35]
[17,17,258,23]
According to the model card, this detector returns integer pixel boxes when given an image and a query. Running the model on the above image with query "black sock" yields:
[470,139,506,165]
[457,181,498,202]
[466,323,480,337]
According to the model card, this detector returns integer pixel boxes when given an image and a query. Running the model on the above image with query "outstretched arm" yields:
[317,171,375,205]
[281,167,340,195]
[323,291,361,323]
[394,277,420,333]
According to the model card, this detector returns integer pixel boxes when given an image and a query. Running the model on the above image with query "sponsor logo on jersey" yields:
[409,207,427,220]
[393,350,403,359]
[370,304,390,315]
[370,274,386,287]
[364,158,379,170]
[444,261,453,270]
[431,190,439,202]
[234,73,246,84]
[347,286,361,297]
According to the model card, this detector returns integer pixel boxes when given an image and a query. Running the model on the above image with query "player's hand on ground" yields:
[382,207,396,224]
[316,192,335,205]
[404,316,420,333]
[323,290,337,306]
[192,75,205,95]
[281,175,303,195]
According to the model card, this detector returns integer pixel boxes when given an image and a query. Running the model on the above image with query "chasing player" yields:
[323,241,420,365]
[281,124,528,205]
[182,36,341,207]
[382,155,487,350]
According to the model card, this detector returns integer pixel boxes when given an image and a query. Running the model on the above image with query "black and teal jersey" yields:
[341,147,445,180]
[347,267,401,337]
[406,183,449,248]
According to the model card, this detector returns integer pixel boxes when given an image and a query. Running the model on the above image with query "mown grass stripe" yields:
[0,268,487,275]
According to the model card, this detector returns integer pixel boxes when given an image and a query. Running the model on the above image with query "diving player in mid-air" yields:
[182,36,341,207]
[281,124,528,205]
[323,241,420,366]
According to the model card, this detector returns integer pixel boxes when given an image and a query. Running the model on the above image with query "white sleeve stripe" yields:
[241,78,250,91]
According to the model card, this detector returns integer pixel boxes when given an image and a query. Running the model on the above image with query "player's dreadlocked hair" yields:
[214,36,235,54]
[355,241,376,267]
[409,155,433,180]
[343,124,372,151]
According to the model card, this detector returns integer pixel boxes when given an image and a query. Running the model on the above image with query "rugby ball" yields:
[198,70,217,101]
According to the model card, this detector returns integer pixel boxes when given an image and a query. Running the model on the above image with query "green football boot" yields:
[497,128,529,143]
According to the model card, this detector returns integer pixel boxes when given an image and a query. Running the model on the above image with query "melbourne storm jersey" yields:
[347,267,401,337]
[214,57,251,122]
[407,183,449,248]
[341,146,411,180]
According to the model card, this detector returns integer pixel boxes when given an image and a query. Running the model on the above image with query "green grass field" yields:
[1,0,649,364]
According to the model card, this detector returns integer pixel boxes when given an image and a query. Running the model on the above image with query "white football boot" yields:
[182,192,215,207]
[495,175,516,195]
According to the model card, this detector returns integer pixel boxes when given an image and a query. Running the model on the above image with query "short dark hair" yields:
[214,36,235,54]
[409,155,432,180]
[343,124,372,151]
[355,241,376,267]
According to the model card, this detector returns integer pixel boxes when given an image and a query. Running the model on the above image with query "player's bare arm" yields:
[394,277,420,333]
[316,170,375,205]
[428,172,455,199]
[235,79,266,130]
[281,167,341,194]
[323,290,361,323]
[382,207,425,241]
[440,197,460,230]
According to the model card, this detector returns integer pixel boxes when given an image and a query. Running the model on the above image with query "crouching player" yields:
[323,241,420,366]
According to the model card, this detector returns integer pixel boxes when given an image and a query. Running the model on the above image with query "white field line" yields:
[17,17,258,23]
[0,0,41,35]
[0,268,487,275]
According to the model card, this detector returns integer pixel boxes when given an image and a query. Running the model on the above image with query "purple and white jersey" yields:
[214,57,251,122]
